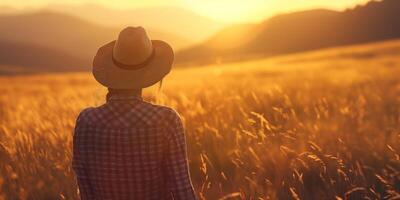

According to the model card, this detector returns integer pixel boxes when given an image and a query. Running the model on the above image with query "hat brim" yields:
[92,40,174,89]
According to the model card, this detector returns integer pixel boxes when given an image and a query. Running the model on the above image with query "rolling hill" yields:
[0,40,88,75]
[0,11,190,73]
[46,5,226,43]
[0,11,191,55]
[176,0,400,65]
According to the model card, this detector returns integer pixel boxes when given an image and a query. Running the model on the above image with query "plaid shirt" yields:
[72,95,197,200]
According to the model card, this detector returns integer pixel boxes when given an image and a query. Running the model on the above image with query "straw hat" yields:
[92,27,174,89]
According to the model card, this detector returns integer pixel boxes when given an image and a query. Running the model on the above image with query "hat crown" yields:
[113,27,153,65]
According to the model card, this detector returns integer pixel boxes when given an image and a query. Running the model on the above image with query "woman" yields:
[72,27,197,200]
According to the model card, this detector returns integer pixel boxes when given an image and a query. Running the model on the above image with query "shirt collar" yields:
[106,94,143,103]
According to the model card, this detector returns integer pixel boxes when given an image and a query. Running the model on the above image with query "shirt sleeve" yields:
[72,110,96,200]
[164,109,197,200]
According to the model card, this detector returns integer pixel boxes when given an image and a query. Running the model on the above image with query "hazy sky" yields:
[1,0,371,23]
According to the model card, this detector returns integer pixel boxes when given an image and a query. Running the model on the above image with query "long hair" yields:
[156,79,164,104]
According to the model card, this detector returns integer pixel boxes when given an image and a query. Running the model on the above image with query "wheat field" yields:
[0,40,399,200]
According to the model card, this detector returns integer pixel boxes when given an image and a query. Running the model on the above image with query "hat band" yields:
[112,49,155,70]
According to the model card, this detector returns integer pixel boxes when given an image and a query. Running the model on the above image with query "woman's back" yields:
[72,96,196,200]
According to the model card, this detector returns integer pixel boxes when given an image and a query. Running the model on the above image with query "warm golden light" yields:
[0,0,399,199]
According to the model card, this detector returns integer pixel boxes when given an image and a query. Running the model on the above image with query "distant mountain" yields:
[0,5,223,74]
[0,11,190,55]
[46,4,226,43]
[176,0,400,65]
[0,11,191,73]
[0,40,87,74]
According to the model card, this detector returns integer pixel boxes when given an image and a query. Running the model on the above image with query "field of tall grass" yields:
[0,40,399,200]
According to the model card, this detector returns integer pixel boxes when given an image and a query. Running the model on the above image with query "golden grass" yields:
[0,40,399,199]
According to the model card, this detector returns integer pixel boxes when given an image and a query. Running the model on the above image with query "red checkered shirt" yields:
[72,96,197,200]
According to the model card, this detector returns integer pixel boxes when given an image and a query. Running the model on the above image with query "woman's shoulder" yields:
[149,104,181,121]
[139,103,181,125]
[138,101,178,116]
[75,107,95,125]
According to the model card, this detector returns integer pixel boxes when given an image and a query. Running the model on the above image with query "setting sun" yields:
[183,0,371,22]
